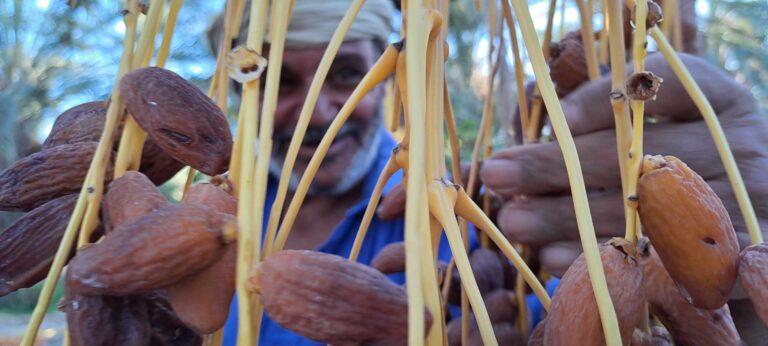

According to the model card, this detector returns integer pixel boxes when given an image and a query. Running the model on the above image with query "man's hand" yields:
[481,53,768,276]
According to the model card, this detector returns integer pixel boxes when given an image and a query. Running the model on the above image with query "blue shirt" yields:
[222,129,554,345]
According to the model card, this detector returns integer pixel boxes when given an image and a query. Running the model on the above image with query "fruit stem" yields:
[234,0,268,344]
[264,0,371,257]
[270,44,400,254]
[648,25,763,244]
[402,4,430,343]
[454,189,552,309]
[508,0,622,343]
[605,0,633,243]
[542,0,558,60]
[430,186,498,345]
[624,0,649,244]
[501,2,531,143]
[576,0,601,81]
[20,2,141,345]
[348,156,399,262]
[154,0,183,67]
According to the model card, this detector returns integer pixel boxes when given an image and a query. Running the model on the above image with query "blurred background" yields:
[0,0,766,343]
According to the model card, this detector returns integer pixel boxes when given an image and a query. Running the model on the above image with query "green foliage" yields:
[704,0,768,112]
[0,279,65,314]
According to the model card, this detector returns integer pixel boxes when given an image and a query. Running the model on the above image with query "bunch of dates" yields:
[2,65,767,346]
[0,67,237,345]
[537,155,768,345]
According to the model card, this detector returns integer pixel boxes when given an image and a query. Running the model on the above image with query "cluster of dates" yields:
[0,67,235,345]
[536,155,768,345]
[1,58,767,346]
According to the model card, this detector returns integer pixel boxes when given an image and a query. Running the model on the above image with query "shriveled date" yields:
[738,242,768,326]
[67,203,235,295]
[642,245,741,346]
[102,171,167,233]
[448,248,506,305]
[0,195,85,296]
[120,67,232,175]
[254,250,431,344]
[164,183,238,333]
[548,31,590,95]
[544,238,644,345]
[64,283,150,346]
[370,241,405,274]
[528,318,546,346]
[638,155,739,309]
[0,142,113,212]
[43,101,113,148]
[182,182,237,215]
[144,291,203,346]
[43,101,184,185]
[630,326,673,346]
[166,244,235,334]
[446,316,523,346]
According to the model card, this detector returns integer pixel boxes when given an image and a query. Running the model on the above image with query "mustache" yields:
[274,121,366,146]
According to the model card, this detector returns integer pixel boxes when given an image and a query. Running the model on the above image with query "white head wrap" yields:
[209,0,395,51]
[268,0,394,48]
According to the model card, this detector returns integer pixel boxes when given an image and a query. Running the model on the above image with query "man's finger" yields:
[497,177,766,264]
[377,183,406,221]
[481,118,744,197]
[547,53,757,138]
[641,53,757,122]
[496,190,625,246]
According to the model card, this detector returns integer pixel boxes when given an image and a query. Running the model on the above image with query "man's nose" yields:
[308,90,339,126]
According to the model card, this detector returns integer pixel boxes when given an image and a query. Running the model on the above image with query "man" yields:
[209,1,477,344]
[481,53,768,342]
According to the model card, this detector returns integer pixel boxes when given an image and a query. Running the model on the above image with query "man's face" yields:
[266,40,385,195]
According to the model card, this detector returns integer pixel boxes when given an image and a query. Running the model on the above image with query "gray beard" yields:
[268,115,384,197]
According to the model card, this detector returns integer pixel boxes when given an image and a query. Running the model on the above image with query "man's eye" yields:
[279,77,299,90]
[260,72,299,92]
[331,67,365,87]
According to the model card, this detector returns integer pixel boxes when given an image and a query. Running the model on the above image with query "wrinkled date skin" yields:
[145,292,203,346]
[548,31,590,96]
[445,316,524,346]
[738,242,768,326]
[102,171,167,233]
[630,326,673,346]
[65,273,151,346]
[166,244,235,334]
[638,155,740,309]
[0,195,96,296]
[43,101,113,147]
[257,250,431,345]
[182,183,237,215]
[528,318,546,346]
[164,183,238,333]
[0,142,114,212]
[445,290,522,346]
[370,241,405,275]
[483,289,518,325]
[544,239,644,345]
[642,246,742,346]
[448,248,505,305]
[42,101,184,185]
[120,67,232,175]
[67,203,235,295]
